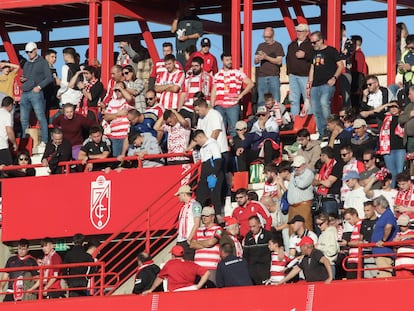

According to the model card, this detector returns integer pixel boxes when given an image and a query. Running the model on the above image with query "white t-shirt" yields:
[0,107,12,150]
[197,108,229,153]
[344,187,367,218]
[200,138,222,162]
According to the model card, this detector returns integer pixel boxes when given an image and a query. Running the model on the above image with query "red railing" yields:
[0,261,119,300]
[342,239,414,279]
[91,160,201,295]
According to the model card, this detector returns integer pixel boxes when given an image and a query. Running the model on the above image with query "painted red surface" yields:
[2,166,186,241]
[1,278,411,310]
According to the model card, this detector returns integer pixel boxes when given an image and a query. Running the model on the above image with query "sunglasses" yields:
[25,50,35,54]
[367,83,374,86]
[122,71,130,76]
[19,157,29,161]
[257,114,267,117]
[340,152,349,157]
[363,159,372,163]
[145,97,154,101]
[114,89,122,92]
[236,128,247,131]
[311,40,320,45]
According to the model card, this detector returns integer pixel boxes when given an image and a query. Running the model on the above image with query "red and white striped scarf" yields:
[317,159,336,196]
[378,113,404,155]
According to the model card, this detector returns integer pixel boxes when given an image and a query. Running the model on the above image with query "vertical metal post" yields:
[231,0,241,69]
[89,0,99,66]
[101,0,114,86]
[387,0,397,86]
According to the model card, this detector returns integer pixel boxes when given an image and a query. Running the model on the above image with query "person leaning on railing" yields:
[1,150,35,178]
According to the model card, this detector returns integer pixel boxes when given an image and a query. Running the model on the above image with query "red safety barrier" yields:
[342,239,414,279]
[0,261,115,300]
[1,153,196,241]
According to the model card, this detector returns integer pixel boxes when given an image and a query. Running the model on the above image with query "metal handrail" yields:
[342,239,414,279]
[0,261,119,300]
[92,161,202,295]
[0,152,192,175]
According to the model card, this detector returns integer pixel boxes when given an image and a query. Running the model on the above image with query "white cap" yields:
[25,42,37,52]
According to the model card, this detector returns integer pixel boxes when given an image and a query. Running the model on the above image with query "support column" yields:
[387,0,396,86]
[0,21,18,65]
[325,0,341,49]
[89,0,99,66]
[243,0,252,76]
[101,0,114,86]
[40,29,50,57]
[222,0,231,57]
[138,21,160,62]
[279,0,296,41]
[231,0,241,69]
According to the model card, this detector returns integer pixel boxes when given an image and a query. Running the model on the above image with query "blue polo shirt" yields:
[131,113,157,137]
[371,208,398,255]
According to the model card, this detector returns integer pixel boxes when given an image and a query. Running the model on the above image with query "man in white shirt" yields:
[0,96,17,167]
[343,171,368,230]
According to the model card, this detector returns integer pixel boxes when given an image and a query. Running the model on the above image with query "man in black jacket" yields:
[133,252,163,294]
[63,233,94,297]
[243,215,272,285]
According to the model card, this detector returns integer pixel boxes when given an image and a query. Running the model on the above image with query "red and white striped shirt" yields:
[194,224,221,270]
[156,69,185,110]
[229,234,243,257]
[177,199,202,242]
[348,220,362,263]
[263,181,278,198]
[270,253,290,283]
[395,185,414,220]
[181,71,213,112]
[105,98,130,139]
[395,229,414,268]
[213,68,247,108]
[145,104,164,120]
[150,59,183,78]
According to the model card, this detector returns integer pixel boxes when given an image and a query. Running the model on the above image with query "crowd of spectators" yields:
[1,13,414,297]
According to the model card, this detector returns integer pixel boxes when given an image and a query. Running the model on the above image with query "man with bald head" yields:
[254,27,285,106]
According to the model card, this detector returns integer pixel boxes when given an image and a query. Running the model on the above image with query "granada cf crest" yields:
[90,175,111,230]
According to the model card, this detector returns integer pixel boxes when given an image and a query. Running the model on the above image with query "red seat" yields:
[13,136,33,156]
[280,114,316,136]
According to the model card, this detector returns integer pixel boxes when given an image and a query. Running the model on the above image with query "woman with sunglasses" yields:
[3,151,36,177]
[122,65,145,113]
[315,213,339,279]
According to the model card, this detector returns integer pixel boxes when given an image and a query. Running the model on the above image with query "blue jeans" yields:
[110,138,125,157]
[214,104,240,137]
[384,149,406,188]
[288,74,311,116]
[321,199,340,216]
[310,84,335,137]
[257,76,280,106]
[20,90,49,143]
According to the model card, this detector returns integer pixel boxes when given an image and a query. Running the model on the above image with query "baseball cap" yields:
[171,245,184,257]
[175,185,192,196]
[25,42,37,52]
[297,236,314,247]
[397,214,410,226]
[224,217,238,227]
[353,118,367,129]
[201,206,215,216]
[201,38,211,47]
[342,171,360,181]
[235,120,247,130]
[295,24,309,32]
[287,215,305,224]
[291,155,306,168]
[256,106,268,115]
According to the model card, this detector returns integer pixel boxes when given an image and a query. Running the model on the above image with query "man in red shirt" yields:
[192,38,218,75]
[232,188,272,239]
[142,245,210,293]
[30,238,63,298]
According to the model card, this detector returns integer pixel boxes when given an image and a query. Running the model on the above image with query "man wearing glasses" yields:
[398,34,414,105]
[307,31,344,139]
[19,42,53,150]
[254,27,284,107]
[360,74,394,126]
[286,24,313,116]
